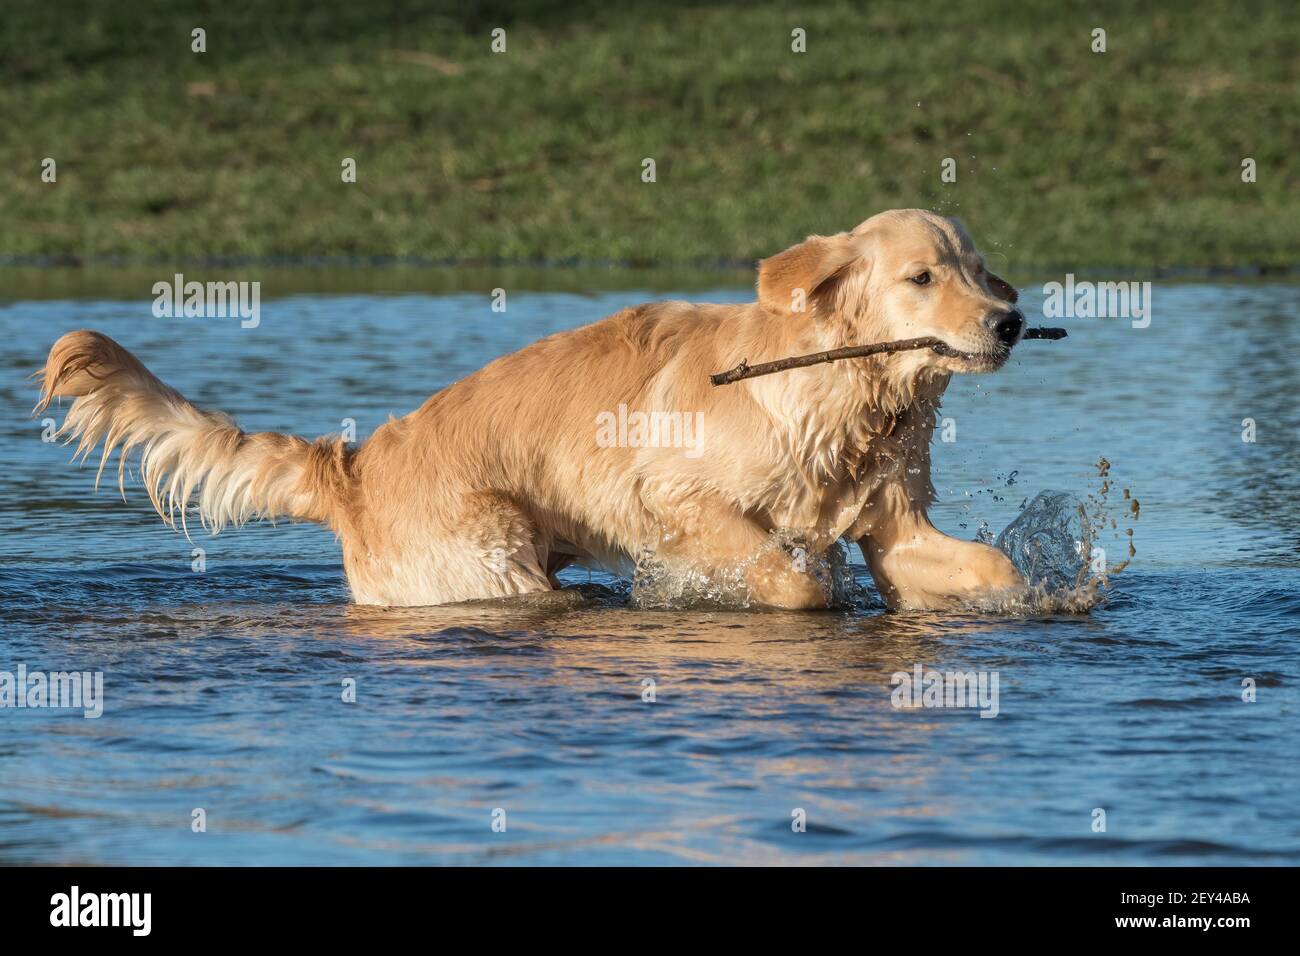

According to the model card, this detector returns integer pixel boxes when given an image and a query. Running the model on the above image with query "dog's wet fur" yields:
[36,209,1028,609]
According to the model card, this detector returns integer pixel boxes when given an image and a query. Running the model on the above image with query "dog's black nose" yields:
[986,309,1024,345]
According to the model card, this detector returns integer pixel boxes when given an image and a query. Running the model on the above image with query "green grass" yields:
[2,0,1297,269]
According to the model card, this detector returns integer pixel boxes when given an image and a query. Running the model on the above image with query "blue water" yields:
[1,278,1298,865]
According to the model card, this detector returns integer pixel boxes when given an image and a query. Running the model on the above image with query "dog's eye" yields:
[909,271,932,286]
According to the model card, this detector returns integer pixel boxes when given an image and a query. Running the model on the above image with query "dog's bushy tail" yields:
[34,330,354,535]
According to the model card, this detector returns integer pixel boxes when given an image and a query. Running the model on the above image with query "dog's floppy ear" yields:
[985,271,1018,303]
[757,233,859,315]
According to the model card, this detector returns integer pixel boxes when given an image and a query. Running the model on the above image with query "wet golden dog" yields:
[36,208,1027,609]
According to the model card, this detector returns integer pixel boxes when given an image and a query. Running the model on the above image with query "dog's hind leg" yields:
[545,551,575,588]
[343,492,553,607]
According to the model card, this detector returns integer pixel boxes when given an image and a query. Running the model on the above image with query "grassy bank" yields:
[2,0,1297,269]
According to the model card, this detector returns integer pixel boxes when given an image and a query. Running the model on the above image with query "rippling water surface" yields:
[1,276,1298,865]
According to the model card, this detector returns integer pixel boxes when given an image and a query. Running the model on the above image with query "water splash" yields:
[995,490,1096,594]
[969,488,1114,614]
[1088,456,1139,572]
[955,456,1144,615]
[631,533,863,610]
[631,472,1136,615]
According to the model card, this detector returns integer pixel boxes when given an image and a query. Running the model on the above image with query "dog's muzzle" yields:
[984,308,1025,347]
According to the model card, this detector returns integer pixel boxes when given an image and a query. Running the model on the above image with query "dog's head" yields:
[757,209,1022,374]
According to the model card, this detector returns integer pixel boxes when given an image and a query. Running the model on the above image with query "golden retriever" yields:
[35,208,1027,610]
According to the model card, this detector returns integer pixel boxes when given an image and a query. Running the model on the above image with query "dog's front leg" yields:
[858,510,1025,611]
[644,494,831,610]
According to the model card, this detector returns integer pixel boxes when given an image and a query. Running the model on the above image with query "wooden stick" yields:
[710,327,1067,386]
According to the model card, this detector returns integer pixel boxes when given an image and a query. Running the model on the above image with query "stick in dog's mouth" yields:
[928,340,991,360]
[709,327,1067,386]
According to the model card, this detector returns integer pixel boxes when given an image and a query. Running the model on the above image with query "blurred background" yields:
[2,0,1297,271]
